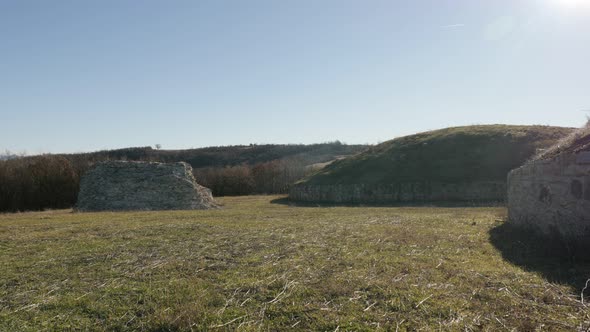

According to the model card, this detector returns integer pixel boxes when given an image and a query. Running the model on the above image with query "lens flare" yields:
[552,0,590,9]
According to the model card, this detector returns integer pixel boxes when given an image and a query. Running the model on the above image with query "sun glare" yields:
[552,0,590,9]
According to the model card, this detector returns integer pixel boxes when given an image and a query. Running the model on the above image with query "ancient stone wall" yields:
[507,153,590,242]
[76,161,217,211]
[289,181,506,204]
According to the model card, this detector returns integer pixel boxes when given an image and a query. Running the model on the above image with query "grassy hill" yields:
[62,142,367,169]
[298,125,573,186]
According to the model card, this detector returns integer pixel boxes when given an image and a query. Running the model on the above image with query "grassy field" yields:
[1,196,589,331]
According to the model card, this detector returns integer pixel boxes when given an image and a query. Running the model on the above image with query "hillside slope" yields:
[62,142,367,169]
[291,125,573,203]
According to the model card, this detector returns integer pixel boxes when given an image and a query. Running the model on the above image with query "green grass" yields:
[1,196,589,331]
[299,125,573,185]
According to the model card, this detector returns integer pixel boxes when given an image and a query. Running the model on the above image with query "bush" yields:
[0,155,79,212]
[193,159,310,196]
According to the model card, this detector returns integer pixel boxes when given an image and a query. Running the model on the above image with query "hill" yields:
[61,142,366,169]
[290,125,573,203]
[0,142,367,212]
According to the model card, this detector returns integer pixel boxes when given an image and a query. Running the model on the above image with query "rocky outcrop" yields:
[76,161,218,211]
[507,152,590,242]
[290,181,506,204]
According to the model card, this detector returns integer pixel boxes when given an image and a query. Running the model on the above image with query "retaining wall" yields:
[290,181,506,204]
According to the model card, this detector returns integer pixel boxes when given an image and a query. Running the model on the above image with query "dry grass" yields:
[1,196,589,331]
[533,121,590,161]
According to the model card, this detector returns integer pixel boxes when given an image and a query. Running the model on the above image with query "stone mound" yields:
[76,161,218,211]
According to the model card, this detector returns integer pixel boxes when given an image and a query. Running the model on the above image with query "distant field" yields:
[1,196,589,331]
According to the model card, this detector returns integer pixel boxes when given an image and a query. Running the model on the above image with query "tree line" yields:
[0,154,325,212]
[194,158,314,196]
[0,155,81,212]
[59,142,365,169]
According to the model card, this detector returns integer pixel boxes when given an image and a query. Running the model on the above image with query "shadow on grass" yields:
[489,221,590,293]
[270,196,505,208]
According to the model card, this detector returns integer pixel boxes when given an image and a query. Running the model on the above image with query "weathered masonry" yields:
[508,150,590,243]
[76,161,218,211]
[290,181,506,204]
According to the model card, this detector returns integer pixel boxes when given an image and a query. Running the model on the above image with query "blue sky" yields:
[1,0,589,153]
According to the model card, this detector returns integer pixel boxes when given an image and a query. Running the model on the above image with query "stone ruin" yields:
[507,132,590,245]
[76,161,218,211]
